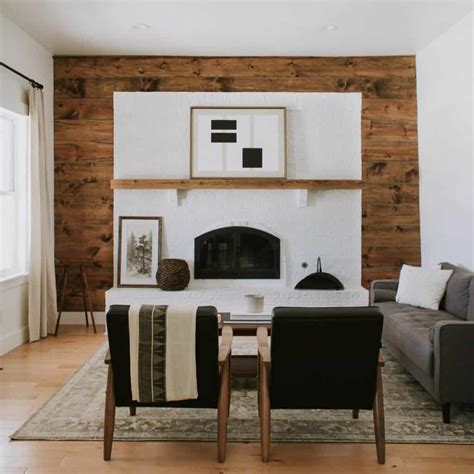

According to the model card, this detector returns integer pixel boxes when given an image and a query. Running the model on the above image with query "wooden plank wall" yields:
[54,56,420,310]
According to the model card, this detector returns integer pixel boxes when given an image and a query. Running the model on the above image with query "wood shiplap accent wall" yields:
[54,56,420,310]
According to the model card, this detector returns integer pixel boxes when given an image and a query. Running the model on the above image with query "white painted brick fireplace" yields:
[106,92,369,311]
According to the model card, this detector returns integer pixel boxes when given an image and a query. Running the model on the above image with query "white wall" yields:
[115,92,361,180]
[115,188,362,290]
[114,92,363,290]
[0,275,29,354]
[417,12,474,271]
[0,11,54,354]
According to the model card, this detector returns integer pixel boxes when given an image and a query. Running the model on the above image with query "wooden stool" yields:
[55,261,97,335]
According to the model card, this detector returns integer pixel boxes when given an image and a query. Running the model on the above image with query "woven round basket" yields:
[156,259,190,291]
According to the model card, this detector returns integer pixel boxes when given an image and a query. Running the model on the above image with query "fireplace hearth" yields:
[194,226,280,279]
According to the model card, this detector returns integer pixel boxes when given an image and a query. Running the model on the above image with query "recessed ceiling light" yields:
[324,24,338,31]
[132,23,151,31]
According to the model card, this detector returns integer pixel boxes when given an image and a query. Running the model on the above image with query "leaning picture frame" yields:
[117,216,162,288]
[190,106,287,178]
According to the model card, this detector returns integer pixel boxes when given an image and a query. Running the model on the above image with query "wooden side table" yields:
[55,261,97,335]
[219,314,271,377]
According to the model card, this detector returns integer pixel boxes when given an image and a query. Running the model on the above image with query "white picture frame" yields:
[190,107,287,178]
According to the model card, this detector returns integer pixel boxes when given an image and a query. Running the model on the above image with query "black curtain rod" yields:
[0,61,44,90]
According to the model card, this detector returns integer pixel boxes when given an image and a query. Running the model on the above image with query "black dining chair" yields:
[104,305,232,463]
[257,306,385,463]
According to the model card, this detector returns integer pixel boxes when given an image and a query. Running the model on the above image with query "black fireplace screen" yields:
[194,226,280,279]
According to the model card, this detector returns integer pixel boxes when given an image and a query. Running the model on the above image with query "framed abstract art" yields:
[190,107,287,178]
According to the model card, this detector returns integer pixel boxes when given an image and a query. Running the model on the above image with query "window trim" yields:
[0,112,16,194]
[0,273,28,290]
[0,107,30,280]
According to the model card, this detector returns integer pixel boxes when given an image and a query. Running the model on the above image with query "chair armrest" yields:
[433,321,474,402]
[218,326,233,366]
[105,349,111,365]
[257,327,271,364]
[370,279,399,305]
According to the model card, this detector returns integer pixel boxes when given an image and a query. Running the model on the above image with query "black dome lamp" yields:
[295,257,344,290]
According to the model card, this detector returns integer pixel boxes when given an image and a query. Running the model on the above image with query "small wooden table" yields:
[220,314,271,378]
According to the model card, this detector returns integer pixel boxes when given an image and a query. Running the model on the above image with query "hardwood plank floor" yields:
[1,326,473,473]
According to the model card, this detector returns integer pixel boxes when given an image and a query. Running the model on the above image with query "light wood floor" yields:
[1,326,473,474]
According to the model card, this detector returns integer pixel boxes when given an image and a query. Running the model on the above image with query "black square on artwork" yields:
[242,148,263,168]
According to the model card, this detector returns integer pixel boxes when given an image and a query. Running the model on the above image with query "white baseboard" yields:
[58,311,106,325]
[0,312,106,355]
[0,325,29,356]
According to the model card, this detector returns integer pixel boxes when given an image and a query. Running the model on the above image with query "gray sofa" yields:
[370,262,474,423]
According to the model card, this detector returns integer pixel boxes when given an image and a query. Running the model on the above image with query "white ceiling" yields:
[1,0,472,56]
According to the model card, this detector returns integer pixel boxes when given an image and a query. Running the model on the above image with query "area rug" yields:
[11,341,474,444]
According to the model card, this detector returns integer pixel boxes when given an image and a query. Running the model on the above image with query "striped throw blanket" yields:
[128,304,198,403]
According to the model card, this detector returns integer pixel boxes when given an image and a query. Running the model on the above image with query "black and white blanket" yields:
[128,304,198,403]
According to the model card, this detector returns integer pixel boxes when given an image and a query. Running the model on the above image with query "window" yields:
[0,107,29,280]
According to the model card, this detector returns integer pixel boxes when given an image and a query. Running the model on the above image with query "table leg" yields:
[80,264,97,334]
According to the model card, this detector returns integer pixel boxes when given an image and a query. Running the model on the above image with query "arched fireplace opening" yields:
[194,226,280,279]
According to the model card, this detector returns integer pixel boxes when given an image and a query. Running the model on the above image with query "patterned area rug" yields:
[11,341,474,444]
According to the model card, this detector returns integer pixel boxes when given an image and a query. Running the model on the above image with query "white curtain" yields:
[28,87,57,341]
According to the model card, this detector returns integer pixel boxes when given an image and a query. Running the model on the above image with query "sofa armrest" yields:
[433,321,474,403]
[370,279,399,305]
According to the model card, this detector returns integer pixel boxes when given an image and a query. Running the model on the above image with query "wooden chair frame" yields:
[257,326,385,464]
[103,326,233,463]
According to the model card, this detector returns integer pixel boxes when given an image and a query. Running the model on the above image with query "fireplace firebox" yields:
[194,226,280,279]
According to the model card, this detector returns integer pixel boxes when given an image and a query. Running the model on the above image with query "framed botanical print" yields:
[190,107,287,178]
[117,216,162,287]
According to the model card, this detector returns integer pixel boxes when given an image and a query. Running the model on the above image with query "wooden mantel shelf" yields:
[110,179,362,190]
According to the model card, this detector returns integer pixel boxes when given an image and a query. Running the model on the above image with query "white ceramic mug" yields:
[244,294,264,313]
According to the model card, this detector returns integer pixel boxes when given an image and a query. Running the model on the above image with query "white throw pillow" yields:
[395,265,453,310]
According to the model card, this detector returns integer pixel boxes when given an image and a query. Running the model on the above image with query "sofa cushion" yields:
[440,262,474,321]
[378,302,459,374]
[395,264,453,310]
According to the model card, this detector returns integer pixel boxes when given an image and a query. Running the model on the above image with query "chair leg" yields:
[104,365,116,461]
[79,265,89,328]
[217,357,230,463]
[373,365,385,465]
[80,264,97,334]
[352,409,359,419]
[260,365,271,463]
[129,406,136,416]
[227,351,232,415]
[257,353,261,418]
[54,265,69,336]
[442,403,451,424]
